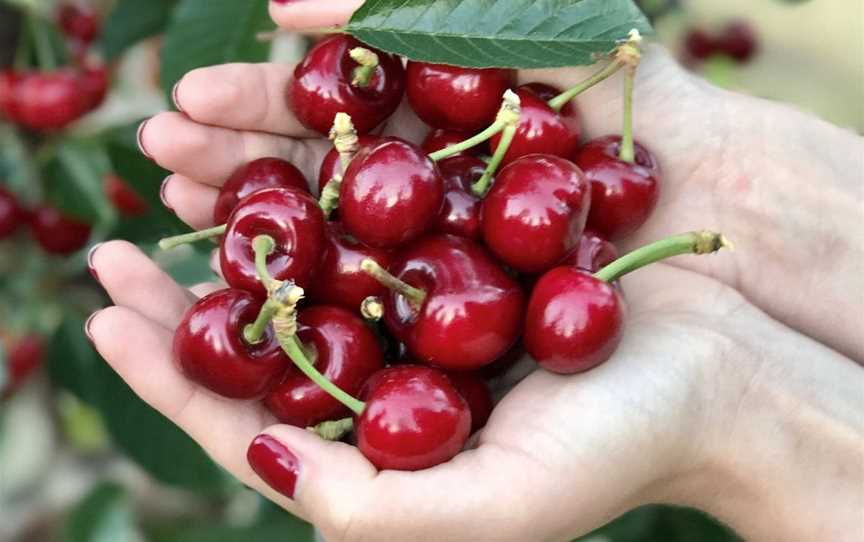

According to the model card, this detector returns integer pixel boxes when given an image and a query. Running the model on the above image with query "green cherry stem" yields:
[243,299,279,345]
[28,13,57,72]
[472,123,515,197]
[252,234,276,290]
[360,259,426,309]
[14,17,31,70]
[241,235,280,344]
[158,224,226,250]
[547,60,624,112]
[318,175,342,218]
[350,47,379,87]
[310,417,354,440]
[429,89,522,162]
[619,66,636,164]
[594,231,733,283]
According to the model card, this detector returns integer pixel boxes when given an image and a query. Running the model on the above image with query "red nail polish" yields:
[137,119,153,160]
[172,81,184,113]
[247,434,300,499]
[87,242,104,281]
[84,311,101,343]
[160,176,174,211]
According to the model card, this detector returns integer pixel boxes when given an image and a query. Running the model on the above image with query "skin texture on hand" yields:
[99,2,864,540]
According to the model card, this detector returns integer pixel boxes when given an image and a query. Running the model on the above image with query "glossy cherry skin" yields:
[340,139,444,248]
[719,20,758,62]
[518,82,581,136]
[1,335,44,400]
[220,187,326,297]
[307,223,394,312]
[104,174,148,217]
[482,154,591,274]
[433,155,485,240]
[289,35,405,136]
[174,289,290,399]
[356,365,471,471]
[264,306,384,428]
[525,267,624,375]
[489,86,581,166]
[0,187,23,239]
[57,3,99,44]
[317,135,383,190]
[421,129,477,158]
[29,205,91,254]
[406,62,515,132]
[573,135,660,241]
[447,372,493,433]
[382,235,525,370]
[560,230,619,273]
[214,158,309,225]
[8,70,86,131]
[78,63,109,112]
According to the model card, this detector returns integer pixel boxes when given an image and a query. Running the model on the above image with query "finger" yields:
[89,240,195,329]
[189,282,225,298]
[138,112,330,187]
[161,174,219,229]
[268,0,363,31]
[174,63,318,138]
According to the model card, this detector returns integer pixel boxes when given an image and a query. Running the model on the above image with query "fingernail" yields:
[160,176,174,211]
[247,434,300,499]
[84,310,101,344]
[172,81,184,113]
[137,119,152,161]
[87,242,104,281]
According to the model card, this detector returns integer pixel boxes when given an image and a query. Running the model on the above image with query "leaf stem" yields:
[158,224,226,250]
[547,60,624,112]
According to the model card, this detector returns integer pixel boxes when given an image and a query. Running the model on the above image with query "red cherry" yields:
[104,174,148,217]
[406,62,515,132]
[9,70,86,131]
[340,139,444,248]
[719,21,758,62]
[317,135,383,190]
[560,230,619,273]
[57,2,99,44]
[489,86,581,166]
[289,35,405,136]
[433,155,485,240]
[421,128,477,158]
[220,187,325,297]
[525,267,624,375]
[381,235,525,370]
[518,82,581,137]
[264,306,384,428]
[573,135,660,241]
[683,28,719,61]
[356,365,471,471]
[78,62,109,112]
[307,223,394,312]
[0,70,22,122]
[1,335,44,400]
[0,187,23,239]
[29,205,91,255]
[482,155,591,273]
[174,289,290,399]
[447,372,493,433]
[214,158,309,225]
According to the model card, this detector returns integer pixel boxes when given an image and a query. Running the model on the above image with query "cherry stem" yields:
[429,89,522,162]
[360,259,426,308]
[28,13,56,71]
[350,47,379,87]
[594,231,733,283]
[243,299,279,345]
[619,66,636,164]
[330,112,359,174]
[318,175,342,218]
[158,224,226,250]
[14,18,31,70]
[360,296,384,322]
[472,123,516,197]
[277,331,366,415]
[310,417,354,440]
[547,60,624,112]
[252,234,277,291]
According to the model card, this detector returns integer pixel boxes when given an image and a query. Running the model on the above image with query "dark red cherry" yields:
[289,34,405,135]
[356,365,471,471]
[525,267,624,374]
[433,156,485,240]
[0,187,23,239]
[683,28,718,60]
[29,205,91,254]
[382,235,525,370]
[264,306,384,428]
[57,2,99,44]
[559,230,618,273]
[518,82,581,137]
[573,135,660,241]
[340,139,444,248]
[307,223,394,312]
[421,129,477,158]
[220,187,325,297]
[1,335,44,400]
[317,135,383,190]
[10,70,86,131]
[104,174,148,217]
[0,70,22,122]
[78,62,109,112]
[482,155,591,273]
[447,372,493,433]
[489,86,581,166]
[406,62,515,132]
[174,289,290,399]
[214,158,309,225]
[719,20,758,62]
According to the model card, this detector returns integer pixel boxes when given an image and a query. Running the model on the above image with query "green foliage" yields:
[41,139,115,226]
[572,505,741,541]
[347,0,652,68]
[64,483,143,542]
[99,0,176,60]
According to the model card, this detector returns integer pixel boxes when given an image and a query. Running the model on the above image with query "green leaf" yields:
[159,0,274,100]
[347,0,652,68]
[99,0,177,60]
[64,483,142,542]
[41,140,116,227]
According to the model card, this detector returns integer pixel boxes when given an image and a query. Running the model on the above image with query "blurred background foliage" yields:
[0,0,859,540]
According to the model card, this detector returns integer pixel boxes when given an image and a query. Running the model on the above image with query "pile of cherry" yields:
[164,32,729,472]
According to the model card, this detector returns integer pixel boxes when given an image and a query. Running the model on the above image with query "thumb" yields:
[269,0,364,31]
